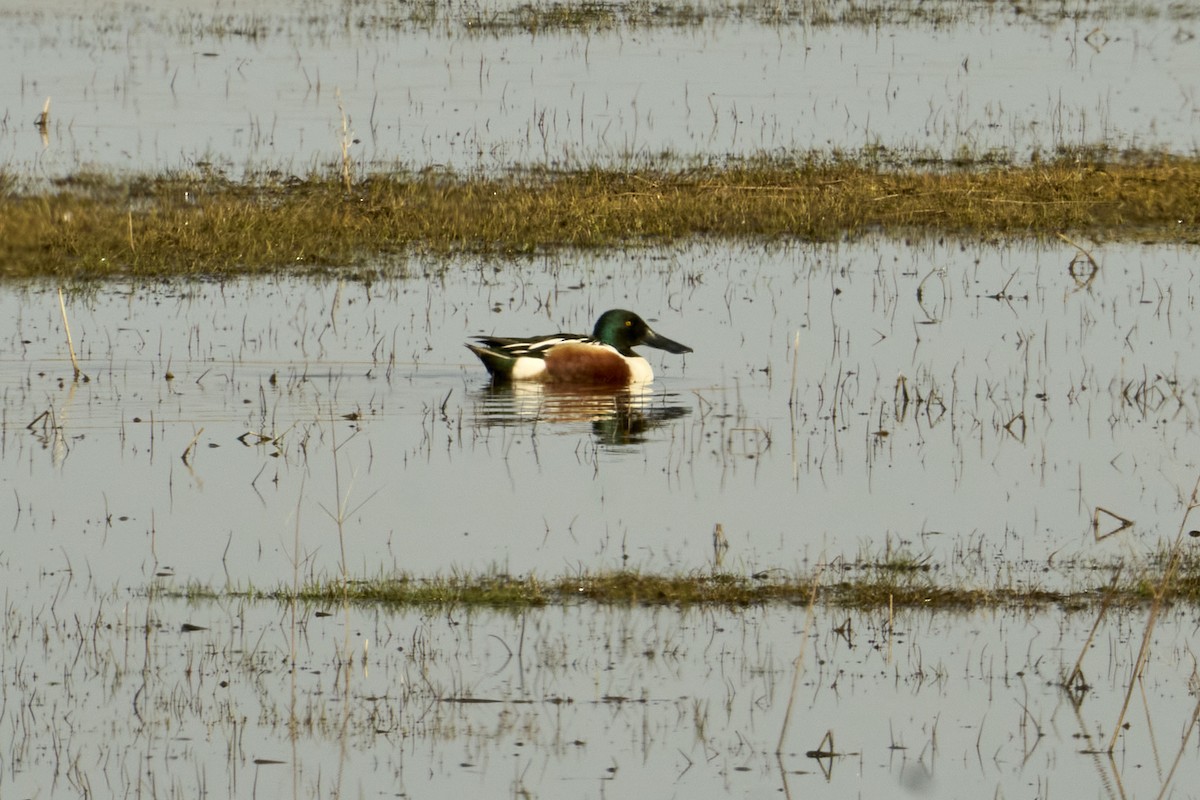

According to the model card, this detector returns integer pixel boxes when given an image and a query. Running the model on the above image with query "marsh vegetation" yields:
[4,148,1199,279]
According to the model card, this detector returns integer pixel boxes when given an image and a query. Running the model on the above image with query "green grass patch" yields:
[3,148,1198,281]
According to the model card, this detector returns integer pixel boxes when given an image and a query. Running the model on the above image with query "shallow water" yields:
[4,238,1200,592]
[2,0,1198,177]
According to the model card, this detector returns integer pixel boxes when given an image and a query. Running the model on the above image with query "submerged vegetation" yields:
[2,148,1198,280]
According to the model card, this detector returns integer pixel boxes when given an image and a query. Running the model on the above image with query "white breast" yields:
[626,356,654,383]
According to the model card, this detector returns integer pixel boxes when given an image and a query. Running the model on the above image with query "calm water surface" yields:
[3,239,1198,589]
[3,580,1199,799]
[5,583,1200,799]
[1,0,1198,175]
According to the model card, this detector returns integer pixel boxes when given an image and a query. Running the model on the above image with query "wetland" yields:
[3,0,1200,797]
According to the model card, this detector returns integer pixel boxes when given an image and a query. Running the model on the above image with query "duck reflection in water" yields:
[473,382,690,447]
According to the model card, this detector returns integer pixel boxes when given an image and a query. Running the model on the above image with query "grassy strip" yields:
[178,554,1200,611]
[2,149,1198,280]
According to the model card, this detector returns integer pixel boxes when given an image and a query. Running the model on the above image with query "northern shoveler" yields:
[466,309,692,384]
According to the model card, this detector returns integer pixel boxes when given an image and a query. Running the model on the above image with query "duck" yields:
[466,309,692,384]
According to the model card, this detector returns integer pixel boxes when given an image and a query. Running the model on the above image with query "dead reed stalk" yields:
[57,288,82,381]
[776,565,822,755]
[1107,473,1200,753]
[337,90,352,193]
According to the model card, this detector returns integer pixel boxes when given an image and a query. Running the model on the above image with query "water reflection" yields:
[5,239,1198,587]
[472,381,691,446]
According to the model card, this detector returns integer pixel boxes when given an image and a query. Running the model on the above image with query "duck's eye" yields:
[625,321,631,327]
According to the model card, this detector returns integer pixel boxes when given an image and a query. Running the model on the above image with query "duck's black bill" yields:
[643,329,693,355]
